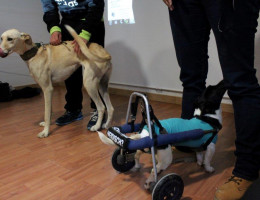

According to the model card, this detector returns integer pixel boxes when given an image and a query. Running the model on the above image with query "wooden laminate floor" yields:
[0,86,237,200]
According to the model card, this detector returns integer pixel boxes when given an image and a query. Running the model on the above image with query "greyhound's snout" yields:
[0,48,8,58]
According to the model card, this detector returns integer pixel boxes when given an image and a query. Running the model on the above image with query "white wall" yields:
[0,0,259,102]
[0,0,50,86]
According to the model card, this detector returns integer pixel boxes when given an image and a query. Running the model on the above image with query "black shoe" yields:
[87,109,106,130]
[55,110,83,126]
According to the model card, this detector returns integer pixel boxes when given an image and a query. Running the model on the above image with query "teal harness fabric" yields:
[143,118,217,148]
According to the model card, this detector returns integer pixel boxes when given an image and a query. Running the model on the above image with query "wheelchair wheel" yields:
[152,173,184,200]
[111,148,136,173]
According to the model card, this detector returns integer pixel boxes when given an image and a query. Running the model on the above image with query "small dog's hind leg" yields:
[196,151,204,166]
[203,142,215,173]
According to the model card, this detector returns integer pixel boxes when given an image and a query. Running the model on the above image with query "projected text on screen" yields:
[107,0,135,25]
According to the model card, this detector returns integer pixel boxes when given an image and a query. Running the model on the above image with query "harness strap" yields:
[176,129,219,152]
[201,129,218,150]
[149,105,168,135]
[129,96,140,132]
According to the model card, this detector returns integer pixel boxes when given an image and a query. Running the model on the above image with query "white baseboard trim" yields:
[109,82,233,113]
[14,82,234,113]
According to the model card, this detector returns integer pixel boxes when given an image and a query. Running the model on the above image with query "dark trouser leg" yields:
[64,67,83,111]
[60,20,105,111]
[169,0,211,119]
[216,0,260,181]
[60,20,83,112]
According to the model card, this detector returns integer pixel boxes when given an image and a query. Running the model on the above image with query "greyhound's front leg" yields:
[38,86,53,138]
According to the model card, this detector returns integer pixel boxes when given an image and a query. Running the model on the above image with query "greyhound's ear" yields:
[20,32,32,45]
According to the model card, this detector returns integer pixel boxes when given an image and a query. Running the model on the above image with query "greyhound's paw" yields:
[102,122,110,129]
[39,122,45,127]
[204,165,215,173]
[37,130,49,138]
[90,125,100,132]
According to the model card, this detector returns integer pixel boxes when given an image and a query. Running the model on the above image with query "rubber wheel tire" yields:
[152,173,184,200]
[111,148,136,173]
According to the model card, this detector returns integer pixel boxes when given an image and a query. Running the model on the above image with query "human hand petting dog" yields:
[50,31,62,45]
[72,37,88,54]
[163,0,174,11]
[50,31,87,54]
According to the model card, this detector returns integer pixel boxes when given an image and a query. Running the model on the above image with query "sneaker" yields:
[87,109,106,130]
[55,110,83,126]
[214,175,253,200]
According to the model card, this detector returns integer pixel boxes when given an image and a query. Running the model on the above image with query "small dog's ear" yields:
[20,33,32,45]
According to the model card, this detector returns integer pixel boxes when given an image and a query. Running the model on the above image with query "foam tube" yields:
[127,129,204,150]
[119,123,141,133]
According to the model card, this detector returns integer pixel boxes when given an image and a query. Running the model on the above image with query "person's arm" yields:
[78,0,105,42]
[40,0,62,45]
[74,0,104,54]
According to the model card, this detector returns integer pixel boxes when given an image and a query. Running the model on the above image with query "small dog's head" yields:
[194,80,227,117]
[0,29,32,57]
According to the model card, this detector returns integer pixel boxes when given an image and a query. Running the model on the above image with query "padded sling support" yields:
[107,127,206,150]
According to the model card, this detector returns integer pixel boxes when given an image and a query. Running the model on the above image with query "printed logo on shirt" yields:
[55,0,78,7]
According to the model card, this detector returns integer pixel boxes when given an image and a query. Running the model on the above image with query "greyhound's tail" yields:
[65,25,111,62]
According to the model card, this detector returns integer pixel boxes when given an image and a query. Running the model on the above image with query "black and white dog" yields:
[98,80,227,189]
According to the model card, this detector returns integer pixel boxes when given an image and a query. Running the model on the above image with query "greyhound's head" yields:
[0,29,33,57]
[193,80,227,124]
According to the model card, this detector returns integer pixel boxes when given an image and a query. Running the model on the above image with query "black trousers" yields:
[60,18,105,112]
[169,0,260,180]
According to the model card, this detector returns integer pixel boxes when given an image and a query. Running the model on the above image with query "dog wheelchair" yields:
[106,92,219,200]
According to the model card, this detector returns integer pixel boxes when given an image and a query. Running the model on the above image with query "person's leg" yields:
[217,0,260,181]
[55,20,83,125]
[211,0,260,199]
[64,67,83,112]
[169,0,211,119]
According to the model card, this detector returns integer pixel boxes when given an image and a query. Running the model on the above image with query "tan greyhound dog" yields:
[0,25,114,138]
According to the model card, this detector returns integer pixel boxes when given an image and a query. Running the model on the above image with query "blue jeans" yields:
[169,0,260,180]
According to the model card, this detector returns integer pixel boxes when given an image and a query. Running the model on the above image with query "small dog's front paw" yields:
[134,163,141,169]
[39,122,45,127]
[197,160,203,166]
[144,182,150,190]
[144,174,156,190]
[131,167,140,172]
[131,162,141,171]
[37,130,49,138]
[204,165,215,173]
